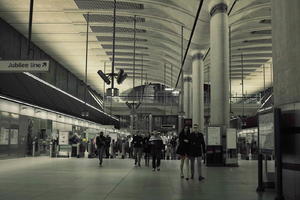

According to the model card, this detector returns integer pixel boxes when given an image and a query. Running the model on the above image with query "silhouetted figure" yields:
[96,132,106,166]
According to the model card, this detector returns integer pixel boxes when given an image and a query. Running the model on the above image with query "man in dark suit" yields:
[96,132,106,166]
[189,124,206,181]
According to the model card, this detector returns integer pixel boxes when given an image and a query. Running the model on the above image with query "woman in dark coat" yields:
[176,126,191,180]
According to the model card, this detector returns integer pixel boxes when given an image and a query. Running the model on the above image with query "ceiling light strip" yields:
[0,94,103,126]
[23,72,118,120]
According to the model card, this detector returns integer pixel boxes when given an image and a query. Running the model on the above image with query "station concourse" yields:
[0,0,299,200]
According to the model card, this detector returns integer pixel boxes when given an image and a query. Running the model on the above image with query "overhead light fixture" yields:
[117,69,128,84]
[165,87,173,91]
[172,90,180,95]
[81,111,89,117]
[97,70,111,85]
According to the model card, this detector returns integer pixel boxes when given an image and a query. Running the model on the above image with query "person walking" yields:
[143,134,151,167]
[176,126,191,180]
[170,136,177,160]
[105,135,111,159]
[149,131,164,171]
[132,132,144,167]
[189,124,206,181]
[96,132,106,166]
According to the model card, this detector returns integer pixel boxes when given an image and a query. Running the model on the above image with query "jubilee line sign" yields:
[0,60,49,72]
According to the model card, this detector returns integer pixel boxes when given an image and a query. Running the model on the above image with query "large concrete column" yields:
[192,51,205,131]
[272,0,300,199]
[178,73,184,133]
[149,114,152,133]
[209,0,230,127]
[183,75,192,118]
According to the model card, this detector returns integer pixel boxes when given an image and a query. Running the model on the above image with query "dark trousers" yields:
[134,147,143,165]
[144,152,150,166]
[105,146,110,158]
[98,146,105,165]
[152,151,161,169]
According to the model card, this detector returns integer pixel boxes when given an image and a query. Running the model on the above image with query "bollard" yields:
[256,153,264,192]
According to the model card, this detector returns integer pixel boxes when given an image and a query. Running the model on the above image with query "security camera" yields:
[97,70,111,85]
[117,69,128,84]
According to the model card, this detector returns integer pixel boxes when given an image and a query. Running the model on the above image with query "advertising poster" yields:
[59,131,69,145]
[258,112,274,151]
[226,128,237,149]
[0,128,9,145]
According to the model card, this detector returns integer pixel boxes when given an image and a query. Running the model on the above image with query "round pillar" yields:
[272,0,300,199]
[192,51,205,131]
[149,114,152,133]
[183,75,192,118]
[209,0,230,127]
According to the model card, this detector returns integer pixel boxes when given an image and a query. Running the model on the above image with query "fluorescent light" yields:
[172,90,180,95]
[165,87,173,91]
[0,95,109,127]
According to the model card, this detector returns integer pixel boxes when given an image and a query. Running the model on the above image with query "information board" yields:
[226,128,237,149]
[259,112,274,151]
[207,127,221,145]
[59,131,69,145]
[0,60,49,72]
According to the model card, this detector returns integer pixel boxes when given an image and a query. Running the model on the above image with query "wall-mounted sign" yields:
[0,60,49,72]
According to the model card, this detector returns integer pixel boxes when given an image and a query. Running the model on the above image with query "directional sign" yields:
[0,60,49,72]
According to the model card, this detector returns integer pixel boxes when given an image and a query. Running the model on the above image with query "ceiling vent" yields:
[83,14,145,23]
[259,19,271,24]
[97,36,147,42]
[102,44,148,50]
[243,39,272,44]
[113,58,149,62]
[251,30,272,35]
[106,52,149,57]
[74,0,144,10]
[91,26,146,33]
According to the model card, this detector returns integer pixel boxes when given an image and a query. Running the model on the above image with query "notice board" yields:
[207,127,221,145]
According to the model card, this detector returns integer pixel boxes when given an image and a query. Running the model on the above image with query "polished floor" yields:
[0,157,275,200]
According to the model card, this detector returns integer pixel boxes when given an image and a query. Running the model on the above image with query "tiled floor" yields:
[0,157,275,200]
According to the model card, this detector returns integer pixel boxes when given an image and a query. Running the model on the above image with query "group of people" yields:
[176,124,206,181]
[131,132,165,171]
[95,124,206,180]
